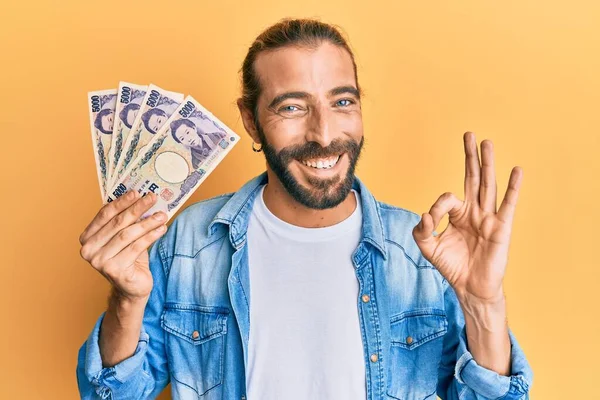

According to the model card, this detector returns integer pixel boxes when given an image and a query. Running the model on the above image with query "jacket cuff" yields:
[454,326,533,399]
[83,312,150,397]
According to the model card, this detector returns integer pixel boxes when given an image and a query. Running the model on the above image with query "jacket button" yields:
[192,330,200,339]
[361,294,370,303]
[370,353,378,362]
[406,336,413,345]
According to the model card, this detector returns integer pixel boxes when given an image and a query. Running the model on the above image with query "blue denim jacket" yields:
[77,171,533,400]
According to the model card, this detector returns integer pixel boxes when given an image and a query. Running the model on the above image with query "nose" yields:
[305,103,333,148]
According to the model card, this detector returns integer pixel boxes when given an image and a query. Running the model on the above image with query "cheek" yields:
[262,110,363,148]
[262,116,306,149]
[334,111,363,137]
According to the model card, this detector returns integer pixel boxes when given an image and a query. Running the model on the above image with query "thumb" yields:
[413,213,435,239]
[413,213,437,257]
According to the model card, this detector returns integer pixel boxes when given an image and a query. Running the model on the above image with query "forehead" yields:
[253,41,356,100]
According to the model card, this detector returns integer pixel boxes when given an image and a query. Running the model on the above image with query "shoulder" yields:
[376,200,437,270]
[377,200,422,240]
[159,192,235,259]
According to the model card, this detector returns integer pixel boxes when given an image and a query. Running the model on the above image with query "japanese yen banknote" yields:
[111,84,184,189]
[87,89,117,199]
[106,82,148,191]
[87,84,240,220]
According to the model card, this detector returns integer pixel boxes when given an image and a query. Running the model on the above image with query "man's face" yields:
[252,41,364,210]
[174,123,201,147]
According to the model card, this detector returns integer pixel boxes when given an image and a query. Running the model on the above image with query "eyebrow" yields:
[268,85,361,109]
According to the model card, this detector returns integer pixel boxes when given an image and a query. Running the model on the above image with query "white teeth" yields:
[301,155,341,170]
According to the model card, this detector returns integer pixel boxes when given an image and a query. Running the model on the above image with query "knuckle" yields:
[135,198,150,213]
[129,241,141,255]
[117,228,132,243]
[103,263,120,282]
[131,201,143,215]
[79,245,90,260]
[131,238,148,254]
[113,213,125,227]
[144,215,162,229]
[90,254,104,270]
[443,192,454,200]
[98,207,110,221]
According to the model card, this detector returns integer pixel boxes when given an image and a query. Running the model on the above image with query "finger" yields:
[428,191,464,230]
[497,166,523,225]
[92,211,167,266]
[413,212,436,241]
[479,139,498,213]
[412,213,437,260]
[79,190,140,245]
[80,193,158,260]
[464,131,482,204]
[110,223,168,269]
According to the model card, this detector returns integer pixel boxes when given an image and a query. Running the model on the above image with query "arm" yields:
[459,290,510,376]
[100,287,148,368]
[76,237,170,399]
[437,280,533,399]
[412,133,534,398]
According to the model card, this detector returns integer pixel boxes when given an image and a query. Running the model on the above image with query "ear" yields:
[237,99,261,144]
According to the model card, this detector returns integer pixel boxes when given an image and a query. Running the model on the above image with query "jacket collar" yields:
[208,171,387,259]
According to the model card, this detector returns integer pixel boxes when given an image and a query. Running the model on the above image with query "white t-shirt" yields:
[245,184,366,399]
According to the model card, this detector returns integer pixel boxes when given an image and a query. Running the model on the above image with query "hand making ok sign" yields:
[413,132,523,304]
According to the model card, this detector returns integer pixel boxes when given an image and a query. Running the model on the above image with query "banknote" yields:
[87,89,117,201]
[106,95,240,221]
[110,84,184,188]
[107,82,148,190]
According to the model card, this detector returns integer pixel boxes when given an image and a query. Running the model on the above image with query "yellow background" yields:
[1,1,598,398]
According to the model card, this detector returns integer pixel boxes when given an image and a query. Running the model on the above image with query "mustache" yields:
[277,138,361,163]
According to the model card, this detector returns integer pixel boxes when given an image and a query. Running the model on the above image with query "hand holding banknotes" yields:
[87,82,239,222]
[78,190,166,301]
[82,81,239,366]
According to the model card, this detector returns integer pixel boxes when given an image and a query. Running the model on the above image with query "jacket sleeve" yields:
[76,236,171,399]
[436,279,534,400]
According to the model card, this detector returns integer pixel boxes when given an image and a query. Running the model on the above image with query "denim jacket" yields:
[76,171,533,400]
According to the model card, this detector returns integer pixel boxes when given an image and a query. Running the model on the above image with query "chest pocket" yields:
[161,303,229,397]
[386,309,448,400]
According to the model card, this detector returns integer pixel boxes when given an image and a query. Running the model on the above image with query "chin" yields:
[281,162,354,210]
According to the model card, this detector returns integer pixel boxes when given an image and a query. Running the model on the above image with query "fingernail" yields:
[153,212,165,221]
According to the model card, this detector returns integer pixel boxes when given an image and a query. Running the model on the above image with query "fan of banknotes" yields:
[87,82,240,221]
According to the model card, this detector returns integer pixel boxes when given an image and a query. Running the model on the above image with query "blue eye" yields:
[280,105,299,113]
[336,99,354,107]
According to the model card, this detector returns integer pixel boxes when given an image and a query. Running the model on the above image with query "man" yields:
[76,18,533,400]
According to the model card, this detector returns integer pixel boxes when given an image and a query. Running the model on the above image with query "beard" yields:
[256,123,364,210]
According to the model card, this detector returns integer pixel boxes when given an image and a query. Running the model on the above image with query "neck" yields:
[262,169,357,228]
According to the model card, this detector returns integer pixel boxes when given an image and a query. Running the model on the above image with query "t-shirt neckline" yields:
[252,184,363,242]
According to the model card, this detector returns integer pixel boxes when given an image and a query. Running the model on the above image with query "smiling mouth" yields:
[298,154,343,170]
